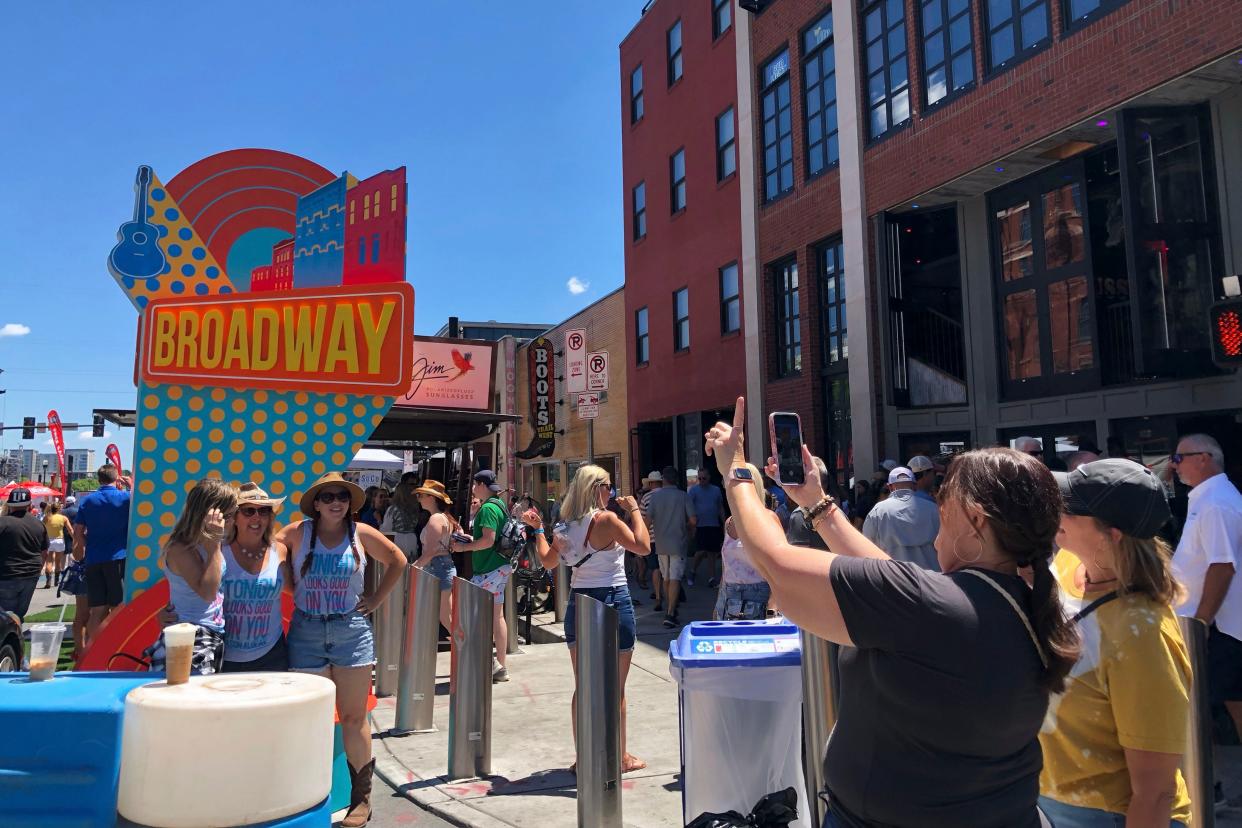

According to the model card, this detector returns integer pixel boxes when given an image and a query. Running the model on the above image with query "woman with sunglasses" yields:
[521,464,651,773]
[275,472,406,828]
[219,482,292,672]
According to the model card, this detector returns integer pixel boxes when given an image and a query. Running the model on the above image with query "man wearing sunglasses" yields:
[1169,432,1242,805]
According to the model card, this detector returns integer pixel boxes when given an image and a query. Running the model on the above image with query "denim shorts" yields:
[1038,795,1185,828]
[714,581,771,620]
[563,585,637,652]
[423,555,456,592]
[470,565,512,606]
[288,609,374,670]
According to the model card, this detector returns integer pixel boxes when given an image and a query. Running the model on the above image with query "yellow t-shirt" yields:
[43,513,69,541]
[1039,550,1192,823]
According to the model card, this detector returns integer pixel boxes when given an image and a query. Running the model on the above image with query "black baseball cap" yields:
[1054,459,1171,540]
[6,488,31,508]
[472,470,501,493]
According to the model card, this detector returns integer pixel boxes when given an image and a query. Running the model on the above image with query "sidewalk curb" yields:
[372,726,514,828]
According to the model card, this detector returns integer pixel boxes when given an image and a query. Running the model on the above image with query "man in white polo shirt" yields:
[1169,433,1242,755]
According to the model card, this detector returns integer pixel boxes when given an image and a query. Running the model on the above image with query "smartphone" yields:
[768,412,805,485]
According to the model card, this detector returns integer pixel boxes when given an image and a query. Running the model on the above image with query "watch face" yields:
[733,467,754,480]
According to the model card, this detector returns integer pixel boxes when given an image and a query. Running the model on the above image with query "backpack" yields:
[486,498,528,566]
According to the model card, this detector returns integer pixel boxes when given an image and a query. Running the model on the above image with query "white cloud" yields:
[44,439,54,447]
[566,277,589,295]
[0,323,31,338]
[80,430,112,441]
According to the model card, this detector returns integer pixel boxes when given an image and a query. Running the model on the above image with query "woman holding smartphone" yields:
[412,479,461,636]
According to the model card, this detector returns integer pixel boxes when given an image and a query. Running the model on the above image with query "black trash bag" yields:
[686,787,800,828]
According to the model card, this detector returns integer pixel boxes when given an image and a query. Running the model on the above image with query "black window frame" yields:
[720,262,740,335]
[716,107,736,181]
[713,0,732,39]
[673,287,691,352]
[860,0,912,142]
[630,65,644,124]
[667,20,684,86]
[918,0,976,109]
[1060,0,1130,32]
[632,181,647,241]
[818,239,847,370]
[759,49,794,203]
[635,306,650,365]
[670,148,687,213]
[801,9,840,180]
[773,258,801,377]
[983,0,1051,74]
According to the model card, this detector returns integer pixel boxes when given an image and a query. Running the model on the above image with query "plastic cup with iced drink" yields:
[28,623,66,681]
[163,623,197,686]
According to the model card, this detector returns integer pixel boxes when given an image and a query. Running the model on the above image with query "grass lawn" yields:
[25,604,77,623]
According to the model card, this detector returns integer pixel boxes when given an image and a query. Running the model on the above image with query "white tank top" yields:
[221,542,285,662]
[292,521,366,616]
[561,512,627,589]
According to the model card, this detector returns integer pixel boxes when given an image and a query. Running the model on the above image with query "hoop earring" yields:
[953,531,984,564]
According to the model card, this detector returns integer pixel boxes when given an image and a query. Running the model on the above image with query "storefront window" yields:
[1004,289,1041,379]
[997,202,1033,281]
[1048,276,1094,373]
[1042,183,1085,269]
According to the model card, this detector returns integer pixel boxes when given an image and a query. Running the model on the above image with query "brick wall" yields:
[513,289,632,495]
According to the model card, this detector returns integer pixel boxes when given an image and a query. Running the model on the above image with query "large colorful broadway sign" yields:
[106,149,413,601]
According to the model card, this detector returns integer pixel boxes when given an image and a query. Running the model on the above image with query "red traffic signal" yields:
[1210,299,1242,366]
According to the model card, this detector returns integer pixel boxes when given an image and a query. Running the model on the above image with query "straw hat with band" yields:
[413,480,453,506]
[237,481,286,510]
[299,472,366,517]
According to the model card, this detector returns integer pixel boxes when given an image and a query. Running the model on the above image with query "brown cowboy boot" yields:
[341,758,375,827]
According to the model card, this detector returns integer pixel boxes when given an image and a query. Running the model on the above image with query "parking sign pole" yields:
[587,419,594,464]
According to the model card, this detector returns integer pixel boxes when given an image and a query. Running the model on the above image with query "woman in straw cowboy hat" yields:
[275,472,407,828]
[411,479,461,635]
[220,482,293,673]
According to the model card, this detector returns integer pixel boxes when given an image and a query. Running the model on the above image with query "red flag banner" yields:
[47,410,68,497]
[106,444,123,476]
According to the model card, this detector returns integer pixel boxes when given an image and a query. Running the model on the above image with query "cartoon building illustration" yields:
[250,238,295,292]
[343,167,407,285]
[292,175,347,288]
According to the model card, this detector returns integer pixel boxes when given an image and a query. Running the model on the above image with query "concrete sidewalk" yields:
[370,574,718,828]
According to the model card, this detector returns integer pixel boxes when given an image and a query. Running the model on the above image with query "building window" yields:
[633,182,647,240]
[861,0,911,140]
[670,149,686,213]
[391,184,398,212]
[673,287,690,351]
[716,108,736,181]
[372,234,381,263]
[1062,0,1127,29]
[920,0,975,106]
[373,189,381,216]
[349,199,355,225]
[631,65,644,123]
[803,11,839,177]
[720,262,740,334]
[363,194,370,221]
[773,259,801,376]
[819,240,847,365]
[985,0,1050,72]
[668,20,683,85]
[760,49,793,201]
[713,0,732,38]
[357,237,366,264]
[635,307,650,364]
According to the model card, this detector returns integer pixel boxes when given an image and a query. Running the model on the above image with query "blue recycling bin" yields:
[669,619,809,828]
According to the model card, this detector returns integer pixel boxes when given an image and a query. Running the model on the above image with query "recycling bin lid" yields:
[669,619,802,668]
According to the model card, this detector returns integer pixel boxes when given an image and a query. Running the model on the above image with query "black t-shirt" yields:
[825,557,1047,828]
[786,507,829,551]
[0,513,48,580]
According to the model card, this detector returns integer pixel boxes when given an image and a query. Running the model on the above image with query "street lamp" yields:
[41,459,48,484]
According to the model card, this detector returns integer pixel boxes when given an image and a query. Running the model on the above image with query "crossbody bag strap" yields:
[1072,591,1119,624]
[571,511,609,570]
[959,568,1049,669]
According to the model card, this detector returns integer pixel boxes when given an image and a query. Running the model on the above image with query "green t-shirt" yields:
[472,498,509,575]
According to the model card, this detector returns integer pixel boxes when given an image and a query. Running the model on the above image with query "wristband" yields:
[532,528,545,535]
[806,495,837,526]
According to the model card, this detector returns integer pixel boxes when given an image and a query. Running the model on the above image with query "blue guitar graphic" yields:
[108,165,167,281]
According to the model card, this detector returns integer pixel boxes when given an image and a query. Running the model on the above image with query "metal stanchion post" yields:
[801,631,840,826]
[394,566,441,734]
[375,563,407,697]
[1179,617,1215,828]
[554,562,570,622]
[448,577,493,780]
[504,573,521,653]
[576,594,622,828]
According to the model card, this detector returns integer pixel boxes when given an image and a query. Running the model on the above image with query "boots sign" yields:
[516,336,556,459]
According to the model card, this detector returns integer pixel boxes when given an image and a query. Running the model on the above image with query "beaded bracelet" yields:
[806,495,837,527]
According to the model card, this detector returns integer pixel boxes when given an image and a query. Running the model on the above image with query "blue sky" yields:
[0,2,640,469]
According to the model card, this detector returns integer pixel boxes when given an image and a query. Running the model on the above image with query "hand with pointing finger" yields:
[704,397,747,472]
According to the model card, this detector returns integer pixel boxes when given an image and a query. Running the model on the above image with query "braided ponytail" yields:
[1026,551,1078,692]
[346,513,362,572]
[300,514,320,580]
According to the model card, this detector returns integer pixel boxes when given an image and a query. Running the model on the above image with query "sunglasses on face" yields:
[316,490,353,504]
[598,481,612,489]
[238,505,273,518]
[1170,451,1207,464]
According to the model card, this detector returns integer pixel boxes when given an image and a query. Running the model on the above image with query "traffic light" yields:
[22,417,35,440]
[1210,298,1242,366]
[92,413,105,438]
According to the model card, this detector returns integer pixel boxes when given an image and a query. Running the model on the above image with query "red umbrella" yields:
[0,482,62,501]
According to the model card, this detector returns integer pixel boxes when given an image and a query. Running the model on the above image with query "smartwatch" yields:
[730,467,755,482]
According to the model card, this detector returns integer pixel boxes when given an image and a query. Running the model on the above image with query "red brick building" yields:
[621,0,748,484]
[740,0,1242,487]
[343,167,407,286]
[249,237,295,293]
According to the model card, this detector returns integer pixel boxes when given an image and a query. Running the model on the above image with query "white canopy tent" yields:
[348,448,404,472]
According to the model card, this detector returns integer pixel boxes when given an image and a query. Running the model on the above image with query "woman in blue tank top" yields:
[276,472,407,828]
[147,478,239,676]
[220,482,291,672]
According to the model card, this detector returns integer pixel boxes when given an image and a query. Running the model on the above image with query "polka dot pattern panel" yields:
[124,382,392,599]
[113,172,236,311]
